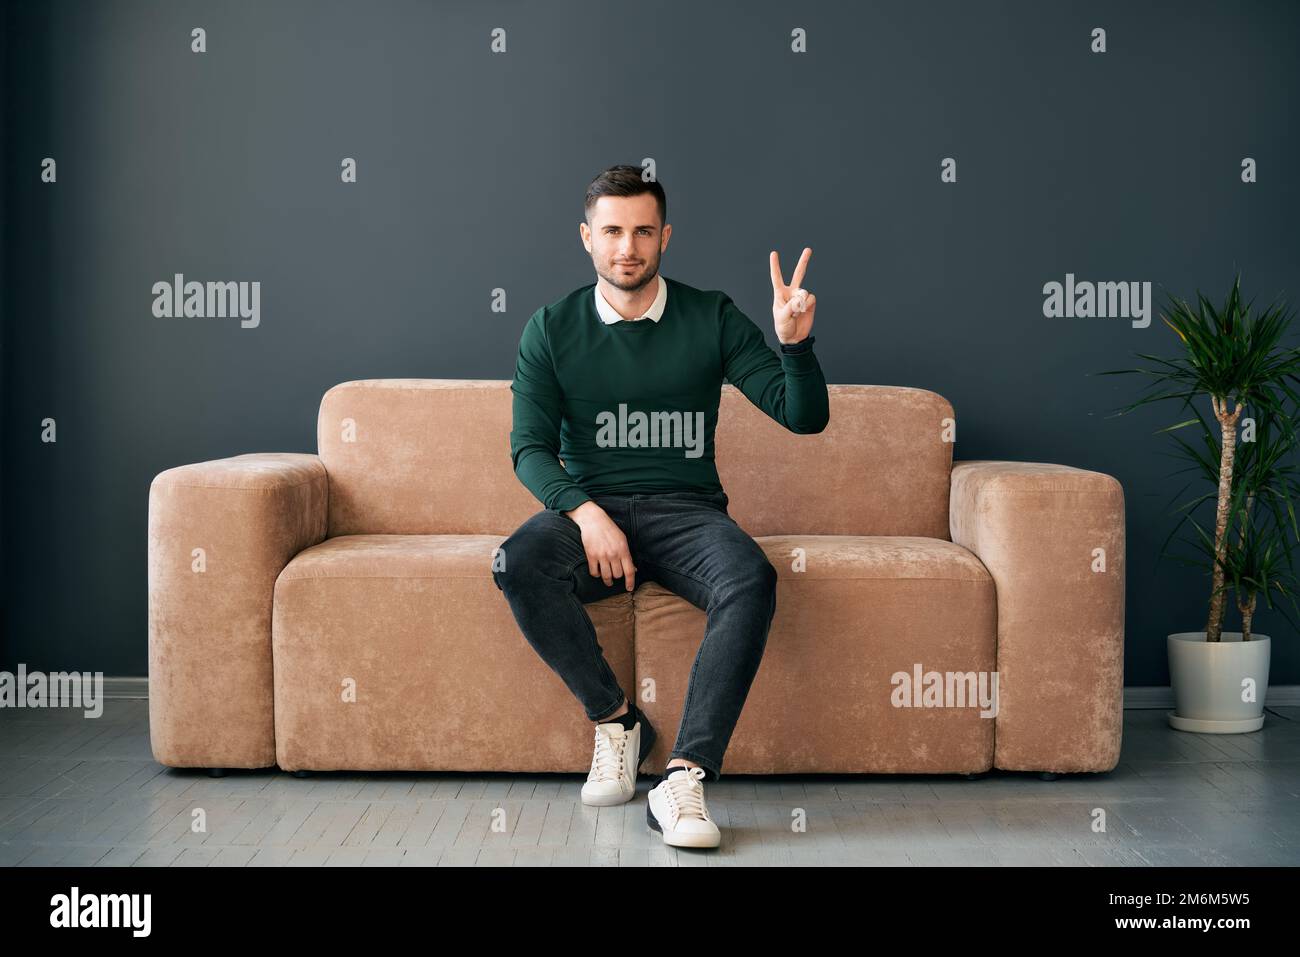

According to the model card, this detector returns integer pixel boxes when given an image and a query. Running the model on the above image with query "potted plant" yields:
[1098,274,1300,731]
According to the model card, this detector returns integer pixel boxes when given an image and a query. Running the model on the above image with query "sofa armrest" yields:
[148,452,328,768]
[949,460,1125,773]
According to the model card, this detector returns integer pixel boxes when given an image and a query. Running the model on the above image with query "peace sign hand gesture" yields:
[770,247,816,345]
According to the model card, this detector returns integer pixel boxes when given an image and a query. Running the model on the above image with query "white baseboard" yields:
[94,677,1300,708]
[102,677,149,698]
[1124,685,1300,708]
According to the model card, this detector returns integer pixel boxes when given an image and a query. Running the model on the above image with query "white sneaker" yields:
[646,766,721,848]
[580,714,656,806]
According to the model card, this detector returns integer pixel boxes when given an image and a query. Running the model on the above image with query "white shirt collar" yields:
[594,273,667,324]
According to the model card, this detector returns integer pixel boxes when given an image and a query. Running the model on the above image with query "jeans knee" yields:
[718,557,777,603]
[743,559,779,622]
[491,535,521,592]
[745,558,778,596]
[491,532,563,594]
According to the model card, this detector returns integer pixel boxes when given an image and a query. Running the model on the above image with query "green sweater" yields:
[509,274,830,512]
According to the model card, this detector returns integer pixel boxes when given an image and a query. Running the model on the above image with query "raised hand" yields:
[770,247,816,344]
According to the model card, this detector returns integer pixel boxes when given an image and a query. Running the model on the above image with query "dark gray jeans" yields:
[491,490,778,782]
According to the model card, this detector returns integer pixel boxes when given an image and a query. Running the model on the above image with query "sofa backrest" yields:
[317,379,954,538]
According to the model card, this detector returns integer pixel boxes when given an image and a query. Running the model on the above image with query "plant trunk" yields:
[1236,591,1256,641]
[1206,396,1242,642]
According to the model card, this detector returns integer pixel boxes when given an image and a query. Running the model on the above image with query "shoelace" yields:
[588,726,628,782]
[661,766,711,821]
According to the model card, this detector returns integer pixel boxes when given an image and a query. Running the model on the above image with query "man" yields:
[492,165,829,849]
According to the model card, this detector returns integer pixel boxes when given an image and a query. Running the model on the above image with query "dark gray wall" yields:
[1,0,8,656]
[3,0,1299,685]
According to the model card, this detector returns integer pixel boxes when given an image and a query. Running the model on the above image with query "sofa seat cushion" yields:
[632,536,998,774]
[271,534,635,772]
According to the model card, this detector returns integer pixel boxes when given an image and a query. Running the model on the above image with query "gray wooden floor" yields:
[1,700,1298,866]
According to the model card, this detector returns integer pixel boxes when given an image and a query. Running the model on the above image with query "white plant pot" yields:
[1167,631,1270,732]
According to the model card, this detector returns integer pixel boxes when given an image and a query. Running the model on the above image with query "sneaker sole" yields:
[581,788,636,807]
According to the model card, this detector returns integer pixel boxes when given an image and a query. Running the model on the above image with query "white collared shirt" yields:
[594,273,667,324]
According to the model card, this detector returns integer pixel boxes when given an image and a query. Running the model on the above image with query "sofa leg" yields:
[291,770,312,778]
[206,767,226,777]
[1038,771,1059,781]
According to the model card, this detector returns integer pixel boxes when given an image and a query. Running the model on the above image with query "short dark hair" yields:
[584,165,667,229]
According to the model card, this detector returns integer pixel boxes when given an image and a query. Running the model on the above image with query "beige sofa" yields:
[147,378,1126,778]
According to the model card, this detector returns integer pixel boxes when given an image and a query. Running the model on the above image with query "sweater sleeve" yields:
[719,294,830,433]
[508,309,594,513]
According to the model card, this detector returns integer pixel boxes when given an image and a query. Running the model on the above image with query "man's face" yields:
[582,193,670,292]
